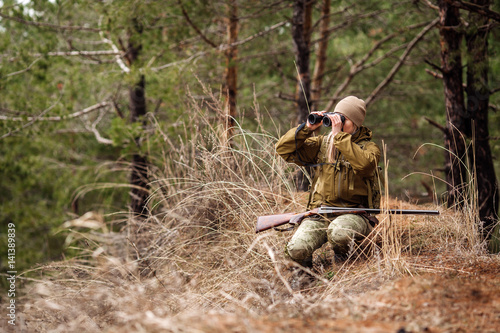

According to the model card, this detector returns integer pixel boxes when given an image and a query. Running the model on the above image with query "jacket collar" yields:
[352,126,372,142]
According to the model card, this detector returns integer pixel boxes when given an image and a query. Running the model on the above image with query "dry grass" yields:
[14,91,500,333]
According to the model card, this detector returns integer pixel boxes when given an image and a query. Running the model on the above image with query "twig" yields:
[425,116,447,134]
[3,58,42,78]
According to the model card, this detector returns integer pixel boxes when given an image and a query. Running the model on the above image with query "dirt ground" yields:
[10,201,500,333]
[11,252,500,333]
[166,254,500,333]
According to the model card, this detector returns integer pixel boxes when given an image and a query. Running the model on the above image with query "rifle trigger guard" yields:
[272,213,312,232]
[273,225,295,232]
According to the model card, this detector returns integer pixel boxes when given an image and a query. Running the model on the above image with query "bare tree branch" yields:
[1,50,120,77]
[177,0,218,48]
[310,4,355,33]
[151,21,287,72]
[324,21,432,111]
[419,0,440,10]
[226,21,287,49]
[0,101,111,122]
[32,50,123,57]
[490,86,500,95]
[0,12,101,32]
[425,116,447,134]
[101,36,130,73]
[85,110,113,145]
[365,17,439,106]
[98,17,130,73]
[0,99,60,139]
[424,58,443,73]
[446,0,500,22]
[425,68,444,79]
[151,51,207,71]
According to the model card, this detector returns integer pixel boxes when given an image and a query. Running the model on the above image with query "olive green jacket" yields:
[276,125,381,209]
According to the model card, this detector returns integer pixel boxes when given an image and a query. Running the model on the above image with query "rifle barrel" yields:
[318,207,440,215]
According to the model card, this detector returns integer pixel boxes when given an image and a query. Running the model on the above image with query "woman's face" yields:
[342,117,357,134]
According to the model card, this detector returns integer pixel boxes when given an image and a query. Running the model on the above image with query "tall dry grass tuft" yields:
[17,87,493,332]
[409,139,488,255]
[377,141,412,275]
[19,85,309,332]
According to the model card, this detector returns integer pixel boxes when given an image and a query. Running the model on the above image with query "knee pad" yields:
[328,231,354,255]
[327,215,365,254]
[285,242,310,263]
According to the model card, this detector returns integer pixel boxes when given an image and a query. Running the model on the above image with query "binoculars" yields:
[307,112,345,127]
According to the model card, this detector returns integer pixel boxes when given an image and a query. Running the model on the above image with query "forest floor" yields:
[183,253,500,333]
[15,247,499,333]
[8,197,500,333]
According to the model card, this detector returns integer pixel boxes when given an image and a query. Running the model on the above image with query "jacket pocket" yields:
[339,161,360,202]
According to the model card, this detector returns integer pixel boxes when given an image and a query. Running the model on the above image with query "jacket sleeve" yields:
[275,125,321,166]
[334,132,381,177]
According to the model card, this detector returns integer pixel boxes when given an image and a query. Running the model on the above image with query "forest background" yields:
[1,0,500,288]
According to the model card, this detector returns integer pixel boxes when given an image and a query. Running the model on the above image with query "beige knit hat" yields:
[333,96,366,127]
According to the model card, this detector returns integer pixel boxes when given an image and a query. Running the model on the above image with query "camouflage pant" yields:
[285,214,373,264]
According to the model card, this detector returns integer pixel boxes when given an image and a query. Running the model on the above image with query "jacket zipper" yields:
[337,155,342,198]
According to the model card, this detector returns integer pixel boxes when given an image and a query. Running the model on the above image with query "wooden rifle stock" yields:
[255,207,440,233]
[255,209,319,233]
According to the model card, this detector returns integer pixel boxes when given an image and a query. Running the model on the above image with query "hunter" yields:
[275,96,381,267]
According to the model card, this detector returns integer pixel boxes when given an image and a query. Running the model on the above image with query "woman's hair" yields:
[325,121,358,163]
[326,131,337,164]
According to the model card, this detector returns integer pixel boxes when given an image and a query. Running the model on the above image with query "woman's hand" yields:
[325,113,343,136]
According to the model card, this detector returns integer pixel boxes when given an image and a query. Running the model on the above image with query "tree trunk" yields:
[465,0,498,236]
[292,0,314,191]
[123,19,149,218]
[311,0,330,111]
[438,0,468,208]
[292,0,312,124]
[223,0,238,145]
[129,75,149,217]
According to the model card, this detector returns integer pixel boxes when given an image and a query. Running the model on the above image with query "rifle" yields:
[255,206,440,233]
